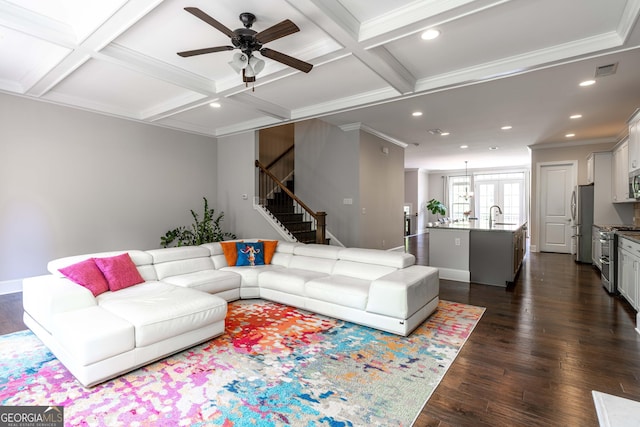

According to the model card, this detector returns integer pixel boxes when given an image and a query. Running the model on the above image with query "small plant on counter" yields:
[426,199,447,219]
[161,197,236,247]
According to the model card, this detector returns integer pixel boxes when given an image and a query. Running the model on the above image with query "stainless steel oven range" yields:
[596,225,640,294]
[598,229,614,293]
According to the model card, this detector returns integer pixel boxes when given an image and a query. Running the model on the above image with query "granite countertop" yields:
[616,230,640,244]
[427,220,527,232]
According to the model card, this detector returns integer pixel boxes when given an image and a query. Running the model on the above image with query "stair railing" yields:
[255,159,327,244]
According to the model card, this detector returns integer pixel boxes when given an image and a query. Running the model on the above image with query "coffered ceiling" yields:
[2,0,640,170]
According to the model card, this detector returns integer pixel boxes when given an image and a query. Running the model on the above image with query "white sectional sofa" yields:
[22,240,439,387]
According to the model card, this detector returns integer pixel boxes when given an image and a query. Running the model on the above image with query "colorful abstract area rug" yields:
[0,299,484,427]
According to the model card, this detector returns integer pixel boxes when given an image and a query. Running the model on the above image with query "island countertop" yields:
[426,220,526,232]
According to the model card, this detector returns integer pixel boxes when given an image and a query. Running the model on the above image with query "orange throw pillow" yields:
[220,241,240,266]
[259,240,278,264]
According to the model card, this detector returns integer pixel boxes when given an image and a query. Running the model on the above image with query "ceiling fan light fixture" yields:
[249,56,265,74]
[229,52,249,73]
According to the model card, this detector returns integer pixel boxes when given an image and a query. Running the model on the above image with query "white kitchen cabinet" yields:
[617,237,640,311]
[612,139,634,203]
[628,109,640,174]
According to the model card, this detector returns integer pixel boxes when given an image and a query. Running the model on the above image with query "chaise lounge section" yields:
[22,240,439,387]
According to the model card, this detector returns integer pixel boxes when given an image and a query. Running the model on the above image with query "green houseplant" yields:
[426,199,446,220]
[161,197,236,247]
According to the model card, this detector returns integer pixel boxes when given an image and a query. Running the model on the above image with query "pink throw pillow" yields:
[94,253,145,292]
[58,258,110,297]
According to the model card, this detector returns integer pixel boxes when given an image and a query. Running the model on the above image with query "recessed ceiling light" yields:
[209,102,221,108]
[440,132,450,136]
[570,114,582,119]
[501,125,512,130]
[421,29,440,40]
[489,146,498,150]
[579,80,596,87]
[565,133,575,138]
[460,145,469,149]
[412,111,423,117]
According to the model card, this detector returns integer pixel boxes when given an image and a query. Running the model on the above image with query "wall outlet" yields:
[455,237,461,246]
[362,208,366,215]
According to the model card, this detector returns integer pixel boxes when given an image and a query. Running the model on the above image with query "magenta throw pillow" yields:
[94,253,145,292]
[58,258,110,297]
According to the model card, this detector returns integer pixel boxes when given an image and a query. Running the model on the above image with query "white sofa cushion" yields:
[332,260,396,281]
[293,244,341,259]
[305,275,370,310]
[259,268,328,296]
[97,282,227,347]
[199,242,228,269]
[147,247,215,280]
[162,270,240,294]
[288,255,336,274]
[275,241,301,254]
[338,248,415,269]
[53,306,134,366]
[366,265,439,319]
[221,265,284,287]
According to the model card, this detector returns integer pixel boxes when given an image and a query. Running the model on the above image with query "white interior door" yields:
[538,162,576,253]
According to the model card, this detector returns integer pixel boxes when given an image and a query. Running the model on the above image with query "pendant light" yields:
[462,161,474,200]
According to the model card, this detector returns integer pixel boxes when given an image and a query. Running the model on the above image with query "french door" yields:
[474,173,526,224]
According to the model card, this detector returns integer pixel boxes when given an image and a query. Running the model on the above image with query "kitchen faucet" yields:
[489,205,503,228]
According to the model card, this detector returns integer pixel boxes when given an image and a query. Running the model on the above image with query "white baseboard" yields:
[530,245,537,252]
[0,279,23,295]
[437,268,470,283]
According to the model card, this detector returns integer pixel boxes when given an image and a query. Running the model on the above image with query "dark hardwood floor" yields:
[1,234,639,426]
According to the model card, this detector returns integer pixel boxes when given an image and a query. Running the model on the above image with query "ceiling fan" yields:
[177,8,313,86]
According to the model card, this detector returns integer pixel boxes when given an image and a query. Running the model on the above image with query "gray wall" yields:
[0,93,218,284]
[359,131,404,249]
[216,131,281,241]
[295,119,360,246]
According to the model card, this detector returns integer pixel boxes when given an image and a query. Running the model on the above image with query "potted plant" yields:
[426,199,446,223]
[161,197,236,247]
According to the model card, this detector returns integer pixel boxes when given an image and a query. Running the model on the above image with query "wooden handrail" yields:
[255,159,326,244]
[265,145,294,170]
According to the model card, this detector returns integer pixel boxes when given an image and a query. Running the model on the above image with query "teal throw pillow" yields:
[235,242,265,266]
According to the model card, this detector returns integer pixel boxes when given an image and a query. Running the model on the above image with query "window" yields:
[448,175,472,220]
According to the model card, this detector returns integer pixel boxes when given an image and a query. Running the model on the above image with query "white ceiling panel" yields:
[43,58,205,118]
[155,99,273,135]
[6,0,128,42]
[247,56,393,111]
[0,27,70,93]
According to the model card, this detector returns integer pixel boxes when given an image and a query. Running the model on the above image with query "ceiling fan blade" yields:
[255,19,300,44]
[177,46,234,57]
[260,48,313,73]
[184,7,236,38]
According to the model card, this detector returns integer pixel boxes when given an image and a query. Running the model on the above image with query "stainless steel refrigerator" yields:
[570,184,594,263]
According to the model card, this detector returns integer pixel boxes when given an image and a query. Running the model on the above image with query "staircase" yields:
[264,177,317,243]
[255,159,327,244]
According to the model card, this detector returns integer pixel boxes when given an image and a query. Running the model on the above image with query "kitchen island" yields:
[427,221,527,286]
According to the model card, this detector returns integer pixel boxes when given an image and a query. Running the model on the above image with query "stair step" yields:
[273,212,304,222]
[293,230,317,243]
[266,205,295,214]
[282,221,312,232]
